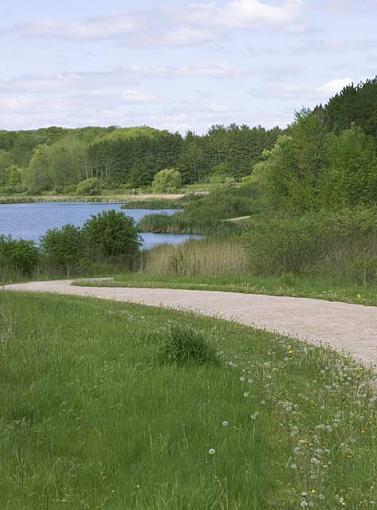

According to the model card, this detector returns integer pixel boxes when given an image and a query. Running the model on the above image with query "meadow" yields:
[1,292,377,509]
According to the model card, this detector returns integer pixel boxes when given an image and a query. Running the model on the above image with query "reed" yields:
[142,237,248,276]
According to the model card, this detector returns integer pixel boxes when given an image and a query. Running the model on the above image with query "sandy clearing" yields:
[3,279,377,366]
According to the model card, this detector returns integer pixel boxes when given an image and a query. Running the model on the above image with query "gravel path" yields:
[3,280,377,366]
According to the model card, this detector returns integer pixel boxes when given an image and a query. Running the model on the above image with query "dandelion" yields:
[208,448,216,456]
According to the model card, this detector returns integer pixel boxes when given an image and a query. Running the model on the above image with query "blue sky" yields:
[0,0,376,133]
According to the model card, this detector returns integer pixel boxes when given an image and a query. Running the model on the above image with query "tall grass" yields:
[0,293,14,342]
[142,238,248,276]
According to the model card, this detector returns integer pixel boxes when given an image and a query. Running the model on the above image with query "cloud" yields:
[17,11,147,40]
[181,0,303,30]
[13,1,305,46]
[317,77,353,96]
[0,64,252,95]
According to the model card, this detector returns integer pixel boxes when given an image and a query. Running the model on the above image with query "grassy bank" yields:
[1,292,377,508]
[76,271,377,307]
[0,192,186,205]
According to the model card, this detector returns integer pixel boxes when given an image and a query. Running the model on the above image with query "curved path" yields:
[3,280,377,366]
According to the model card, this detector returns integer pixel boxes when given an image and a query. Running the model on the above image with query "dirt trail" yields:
[3,280,377,366]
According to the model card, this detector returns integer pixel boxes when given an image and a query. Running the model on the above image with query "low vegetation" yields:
[139,182,259,234]
[0,210,140,281]
[141,237,247,276]
[1,292,377,509]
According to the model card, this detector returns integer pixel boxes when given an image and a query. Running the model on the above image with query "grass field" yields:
[76,272,377,307]
[1,292,377,508]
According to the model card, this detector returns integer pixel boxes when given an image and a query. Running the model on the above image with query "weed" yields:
[157,325,219,365]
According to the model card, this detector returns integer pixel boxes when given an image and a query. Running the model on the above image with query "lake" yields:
[0,202,201,250]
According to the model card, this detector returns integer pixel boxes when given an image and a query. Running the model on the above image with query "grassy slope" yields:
[1,292,377,509]
[76,272,377,307]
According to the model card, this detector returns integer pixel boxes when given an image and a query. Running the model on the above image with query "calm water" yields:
[0,202,201,250]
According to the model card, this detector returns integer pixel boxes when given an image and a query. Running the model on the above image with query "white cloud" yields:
[0,64,251,95]
[13,1,305,46]
[182,0,303,30]
[18,12,146,39]
[317,77,353,95]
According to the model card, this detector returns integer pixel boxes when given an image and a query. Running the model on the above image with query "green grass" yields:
[1,292,377,508]
[76,272,377,307]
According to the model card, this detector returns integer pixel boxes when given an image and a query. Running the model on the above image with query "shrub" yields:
[82,210,141,265]
[40,224,83,277]
[152,169,181,193]
[139,183,259,234]
[0,236,39,275]
[157,325,219,365]
[76,178,101,196]
[244,208,377,285]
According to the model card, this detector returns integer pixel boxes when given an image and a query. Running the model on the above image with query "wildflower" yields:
[222,421,229,428]
[240,376,245,382]
[208,448,216,456]
[243,392,249,398]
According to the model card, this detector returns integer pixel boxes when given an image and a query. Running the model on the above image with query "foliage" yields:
[76,177,101,195]
[316,77,377,137]
[23,144,53,193]
[157,325,219,365]
[0,124,281,194]
[244,208,377,285]
[40,225,83,277]
[139,182,259,234]
[0,235,39,275]
[152,168,182,192]
[260,110,377,214]
[82,210,141,264]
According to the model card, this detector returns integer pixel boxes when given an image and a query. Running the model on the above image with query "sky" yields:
[0,0,376,134]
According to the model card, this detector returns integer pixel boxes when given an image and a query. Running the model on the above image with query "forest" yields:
[0,123,281,194]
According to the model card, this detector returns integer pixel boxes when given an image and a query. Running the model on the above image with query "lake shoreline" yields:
[0,192,187,205]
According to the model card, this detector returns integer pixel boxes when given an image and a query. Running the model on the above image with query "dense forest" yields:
[0,123,281,194]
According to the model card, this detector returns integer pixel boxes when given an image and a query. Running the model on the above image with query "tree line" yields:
[0,124,281,194]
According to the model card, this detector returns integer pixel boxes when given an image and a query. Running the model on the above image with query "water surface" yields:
[0,202,201,249]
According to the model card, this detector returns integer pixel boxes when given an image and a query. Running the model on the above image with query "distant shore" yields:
[0,192,189,205]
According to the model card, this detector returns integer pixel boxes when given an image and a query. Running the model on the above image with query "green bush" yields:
[244,208,377,285]
[76,178,101,196]
[82,210,141,265]
[139,183,258,234]
[0,236,39,275]
[157,326,219,365]
[152,169,181,193]
[40,224,83,277]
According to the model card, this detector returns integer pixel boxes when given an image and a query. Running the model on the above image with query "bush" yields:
[76,178,101,196]
[40,224,83,277]
[157,325,219,365]
[244,208,377,285]
[82,210,141,265]
[0,236,39,276]
[152,169,181,193]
